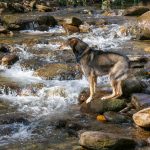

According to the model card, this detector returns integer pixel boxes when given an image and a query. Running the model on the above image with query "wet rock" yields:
[62,23,80,34]
[48,49,75,63]
[1,54,19,66]
[122,78,144,98]
[2,14,57,30]
[64,17,83,27]
[79,131,136,150]
[104,111,131,124]
[33,63,82,80]
[0,44,10,53]
[131,93,150,110]
[20,58,47,70]
[123,6,149,16]
[133,107,150,128]
[80,91,126,114]
[37,15,57,27]
[138,11,150,40]
[36,4,52,12]
[0,112,30,125]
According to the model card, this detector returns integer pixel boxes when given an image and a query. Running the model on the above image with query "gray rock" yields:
[79,131,136,150]
[122,78,144,98]
[104,111,131,124]
[133,107,150,128]
[0,112,30,125]
[131,93,150,110]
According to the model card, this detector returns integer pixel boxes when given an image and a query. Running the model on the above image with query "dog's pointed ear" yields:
[68,38,78,47]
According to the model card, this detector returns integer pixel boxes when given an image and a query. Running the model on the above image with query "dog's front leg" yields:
[86,76,94,103]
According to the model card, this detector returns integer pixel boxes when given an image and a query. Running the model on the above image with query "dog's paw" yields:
[101,96,107,100]
[86,97,92,103]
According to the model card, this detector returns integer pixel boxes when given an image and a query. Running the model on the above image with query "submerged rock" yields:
[138,11,150,40]
[123,6,149,16]
[131,93,150,110]
[33,63,82,80]
[133,107,150,128]
[79,131,136,150]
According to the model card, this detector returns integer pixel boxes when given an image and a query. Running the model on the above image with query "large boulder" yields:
[79,131,136,150]
[133,107,150,128]
[33,63,82,80]
[123,6,149,16]
[131,93,150,110]
[138,11,150,40]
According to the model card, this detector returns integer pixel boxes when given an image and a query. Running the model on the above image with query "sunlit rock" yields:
[62,23,80,34]
[133,107,150,128]
[138,11,150,40]
[36,4,52,12]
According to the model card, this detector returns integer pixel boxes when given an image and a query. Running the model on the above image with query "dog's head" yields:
[67,37,89,56]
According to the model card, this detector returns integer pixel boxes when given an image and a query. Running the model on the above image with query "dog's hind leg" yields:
[86,75,95,103]
[101,80,118,100]
[93,75,97,94]
[116,80,123,97]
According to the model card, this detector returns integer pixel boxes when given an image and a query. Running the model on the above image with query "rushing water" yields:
[0,11,149,149]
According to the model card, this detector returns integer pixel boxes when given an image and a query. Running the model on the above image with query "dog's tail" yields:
[128,55,149,77]
[129,55,149,69]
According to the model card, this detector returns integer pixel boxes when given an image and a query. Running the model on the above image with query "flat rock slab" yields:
[133,107,150,128]
[79,131,136,150]
[131,93,150,110]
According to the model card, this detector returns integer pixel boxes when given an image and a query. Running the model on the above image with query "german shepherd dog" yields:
[67,37,129,103]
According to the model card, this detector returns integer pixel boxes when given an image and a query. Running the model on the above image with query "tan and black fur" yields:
[67,37,130,103]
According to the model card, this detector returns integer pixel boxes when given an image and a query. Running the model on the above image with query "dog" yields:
[66,37,130,103]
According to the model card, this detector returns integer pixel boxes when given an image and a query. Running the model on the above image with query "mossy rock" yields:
[81,98,126,114]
